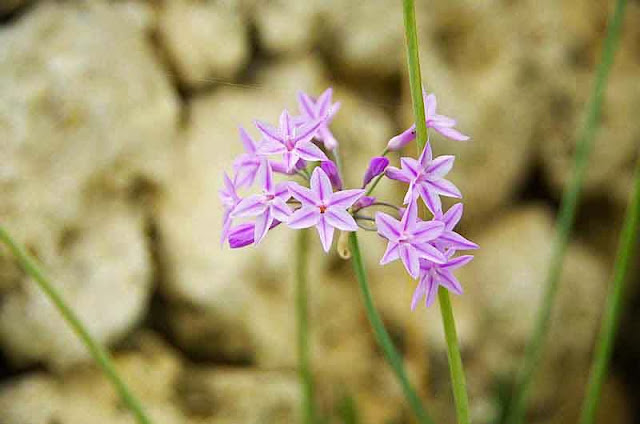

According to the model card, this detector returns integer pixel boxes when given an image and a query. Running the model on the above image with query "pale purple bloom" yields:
[232,128,262,188]
[219,172,241,245]
[232,162,292,245]
[362,156,390,187]
[375,201,446,279]
[387,91,469,151]
[297,88,341,150]
[288,167,365,252]
[353,196,376,211]
[385,142,461,215]
[412,253,473,309]
[256,110,328,172]
[320,160,342,190]
[433,203,479,251]
[228,221,282,248]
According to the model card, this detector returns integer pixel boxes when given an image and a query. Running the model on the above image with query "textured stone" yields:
[0,1,178,368]
[157,0,249,89]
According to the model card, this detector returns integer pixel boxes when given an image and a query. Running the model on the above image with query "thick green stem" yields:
[402,0,470,422]
[348,233,434,424]
[0,226,152,424]
[296,229,315,424]
[579,159,640,424]
[438,289,470,424]
[506,1,627,423]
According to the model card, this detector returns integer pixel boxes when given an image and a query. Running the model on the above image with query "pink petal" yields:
[400,157,422,179]
[425,179,462,198]
[385,166,412,183]
[433,125,470,141]
[439,232,479,250]
[424,275,439,307]
[403,182,418,205]
[254,208,274,245]
[289,182,319,205]
[279,110,294,138]
[442,203,463,230]
[295,141,328,162]
[375,212,402,241]
[411,278,426,311]
[412,242,447,264]
[418,140,433,167]
[238,127,257,154]
[271,198,292,222]
[380,241,400,265]
[292,118,324,145]
[442,255,474,271]
[317,87,333,114]
[285,151,301,172]
[297,92,315,117]
[400,200,418,233]
[424,93,437,118]
[412,220,445,242]
[288,206,321,229]
[328,189,365,209]
[274,182,291,200]
[425,155,455,178]
[257,159,274,193]
[319,127,338,150]
[327,101,341,120]
[399,244,420,279]
[271,160,292,174]
[310,167,333,203]
[316,216,335,252]
[429,114,456,127]
[233,195,266,217]
[257,138,286,156]
[324,209,358,231]
[417,184,442,215]
[436,269,463,295]
[255,120,283,144]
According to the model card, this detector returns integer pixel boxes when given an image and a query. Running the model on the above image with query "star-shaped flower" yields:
[256,110,328,172]
[412,253,473,309]
[433,203,479,251]
[219,172,241,245]
[232,161,292,245]
[297,88,341,150]
[386,142,461,214]
[288,167,365,252]
[375,201,446,279]
[387,91,469,150]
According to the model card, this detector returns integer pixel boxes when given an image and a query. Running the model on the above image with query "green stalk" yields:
[438,288,470,424]
[0,226,152,424]
[295,228,315,424]
[348,232,434,424]
[402,0,470,422]
[579,159,640,424]
[506,1,627,423]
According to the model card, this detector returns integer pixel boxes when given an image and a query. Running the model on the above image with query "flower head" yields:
[386,142,461,214]
[288,167,365,252]
[256,110,328,172]
[375,201,446,279]
[297,88,341,150]
[387,91,469,151]
[412,253,473,309]
[232,161,292,245]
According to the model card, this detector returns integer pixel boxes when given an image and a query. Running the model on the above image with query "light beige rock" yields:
[0,0,25,16]
[0,1,178,368]
[157,0,249,89]
[254,0,321,55]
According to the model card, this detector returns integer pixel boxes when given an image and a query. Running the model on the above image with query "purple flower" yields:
[362,156,390,187]
[219,172,241,245]
[288,167,365,252]
[256,110,328,172]
[387,91,469,151]
[297,88,341,150]
[433,203,478,251]
[232,127,262,188]
[320,160,343,190]
[412,253,473,309]
[228,221,282,248]
[386,141,461,215]
[375,201,446,279]
[232,161,292,245]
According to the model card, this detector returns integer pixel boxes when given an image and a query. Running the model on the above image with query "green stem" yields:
[296,229,315,424]
[438,288,470,424]
[402,0,470,421]
[579,159,640,424]
[348,232,434,424]
[506,1,628,423]
[0,226,152,424]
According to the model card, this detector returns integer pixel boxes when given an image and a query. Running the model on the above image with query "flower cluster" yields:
[220,87,477,309]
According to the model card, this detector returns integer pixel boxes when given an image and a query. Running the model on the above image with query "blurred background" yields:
[0,0,639,423]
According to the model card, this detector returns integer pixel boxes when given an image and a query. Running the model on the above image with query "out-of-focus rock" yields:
[254,0,321,55]
[112,0,158,33]
[157,0,249,89]
[0,0,26,16]
[0,2,178,368]
[0,200,152,370]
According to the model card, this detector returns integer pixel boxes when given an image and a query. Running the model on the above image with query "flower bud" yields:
[320,160,342,190]
[353,196,376,211]
[386,125,416,151]
[362,156,390,187]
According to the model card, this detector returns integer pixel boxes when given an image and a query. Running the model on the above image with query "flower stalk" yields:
[579,158,640,424]
[506,1,628,422]
[0,225,152,424]
[402,0,471,423]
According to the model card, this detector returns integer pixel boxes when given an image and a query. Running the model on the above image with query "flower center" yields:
[319,204,327,214]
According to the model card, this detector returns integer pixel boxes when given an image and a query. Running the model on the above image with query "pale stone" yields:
[157,0,249,89]
[254,0,321,55]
